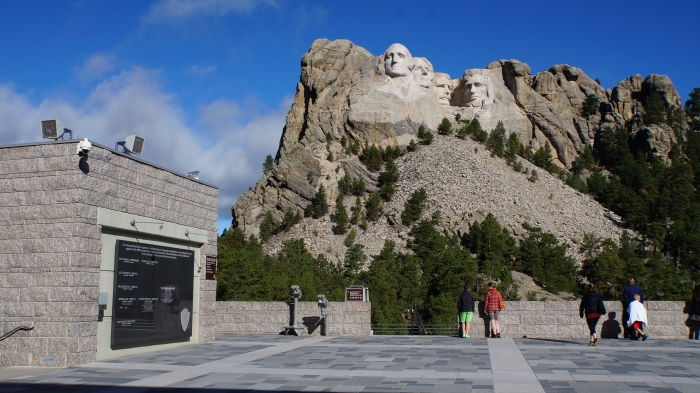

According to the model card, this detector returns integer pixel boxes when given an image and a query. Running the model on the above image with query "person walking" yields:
[690,284,700,340]
[484,282,504,338]
[627,293,648,341]
[623,278,644,339]
[579,283,606,346]
[457,284,475,338]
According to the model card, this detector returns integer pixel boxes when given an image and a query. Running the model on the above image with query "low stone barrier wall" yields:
[216,301,371,336]
[466,301,695,339]
[215,300,698,339]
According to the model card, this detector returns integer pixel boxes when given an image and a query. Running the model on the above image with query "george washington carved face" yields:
[383,43,413,78]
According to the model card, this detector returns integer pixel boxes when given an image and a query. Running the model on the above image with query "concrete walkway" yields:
[1,334,699,392]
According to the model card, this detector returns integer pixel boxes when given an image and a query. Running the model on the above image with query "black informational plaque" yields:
[111,240,194,348]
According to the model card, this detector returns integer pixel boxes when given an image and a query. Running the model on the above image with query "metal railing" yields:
[371,324,459,336]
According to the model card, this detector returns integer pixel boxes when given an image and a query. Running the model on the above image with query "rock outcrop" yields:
[232,39,688,245]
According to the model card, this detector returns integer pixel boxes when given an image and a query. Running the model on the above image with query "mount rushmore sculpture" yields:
[233,39,686,236]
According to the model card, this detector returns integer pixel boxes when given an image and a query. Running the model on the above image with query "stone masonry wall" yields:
[217,301,371,336]
[465,301,692,339]
[0,141,218,367]
[216,301,693,340]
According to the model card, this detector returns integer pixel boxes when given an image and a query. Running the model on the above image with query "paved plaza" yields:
[1,334,700,392]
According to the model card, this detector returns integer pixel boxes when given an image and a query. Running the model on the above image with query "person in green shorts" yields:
[457,284,476,338]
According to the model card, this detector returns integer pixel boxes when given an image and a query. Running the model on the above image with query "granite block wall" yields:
[217,301,371,336]
[0,141,218,366]
[463,301,693,339]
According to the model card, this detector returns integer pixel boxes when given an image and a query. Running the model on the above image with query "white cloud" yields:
[0,68,287,226]
[190,64,217,76]
[143,0,277,24]
[74,53,117,82]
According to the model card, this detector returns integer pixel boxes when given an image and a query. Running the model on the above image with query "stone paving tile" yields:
[3,335,700,392]
[105,342,272,366]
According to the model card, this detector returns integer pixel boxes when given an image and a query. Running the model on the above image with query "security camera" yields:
[77,138,92,156]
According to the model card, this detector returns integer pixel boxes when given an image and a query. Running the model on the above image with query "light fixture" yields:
[42,119,73,140]
[130,218,164,229]
[185,229,208,237]
[116,135,145,155]
[187,171,200,180]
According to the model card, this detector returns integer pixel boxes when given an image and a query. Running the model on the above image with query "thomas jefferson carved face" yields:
[433,73,452,105]
[383,43,413,77]
[412,58,434,88]
[464,74,490,107]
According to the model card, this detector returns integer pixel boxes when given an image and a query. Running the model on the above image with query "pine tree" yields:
[417,124,434,145]
[519,223,577,293]
[364,192,383,221]
[350,197,362,225]
[351,177,366,196]
[259,210,280,242]
[307,185,329,219]
[262,154,274,174]
[505,132,520,164]
[401,188,428,225]
[644,93,666,125]
[343,244,367,278]
[281,208,301,231]
[437,117,453,135]
[584,94,600,116]
[378,156,400,201]
[686,87,700,117]
[469,118,488,142]
[360,144,384,171]
[333,194,349,235]
[338,174,352,195]
[465,213,516,281]
[487,121,506,157]
[533,142,553,171]
[344,228,357,247]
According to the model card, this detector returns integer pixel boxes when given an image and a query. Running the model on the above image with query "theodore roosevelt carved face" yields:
[383,43,413,77]
[412,57,434,88]
[463,74,491,107]
[433,73,452,105]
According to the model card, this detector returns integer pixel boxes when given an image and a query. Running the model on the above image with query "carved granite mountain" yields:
[232,39,688,247]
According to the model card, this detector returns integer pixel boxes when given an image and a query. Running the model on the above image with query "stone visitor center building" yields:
[0,139,219,367]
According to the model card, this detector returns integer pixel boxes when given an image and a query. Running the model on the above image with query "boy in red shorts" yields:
[626,294,648,341]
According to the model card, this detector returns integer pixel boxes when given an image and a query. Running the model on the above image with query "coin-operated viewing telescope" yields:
[284,285,304,336]
[291,285,302,300]
[317,294,330,336]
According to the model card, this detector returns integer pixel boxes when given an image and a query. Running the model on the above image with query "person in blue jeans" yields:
[457,284,475,338]
[623,278,644,339]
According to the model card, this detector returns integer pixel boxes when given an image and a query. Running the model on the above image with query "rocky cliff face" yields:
[232,39,688,247]
[261,135,624,261]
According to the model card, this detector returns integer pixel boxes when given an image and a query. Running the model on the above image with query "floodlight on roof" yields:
[115,135,145,155]
[187,171,200,180]
[41,119,73,140]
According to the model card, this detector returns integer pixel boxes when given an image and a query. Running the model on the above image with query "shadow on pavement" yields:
[521,337,580,344]
[0,383,308,393]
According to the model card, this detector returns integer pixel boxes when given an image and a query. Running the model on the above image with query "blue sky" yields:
[1,0,698,234]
